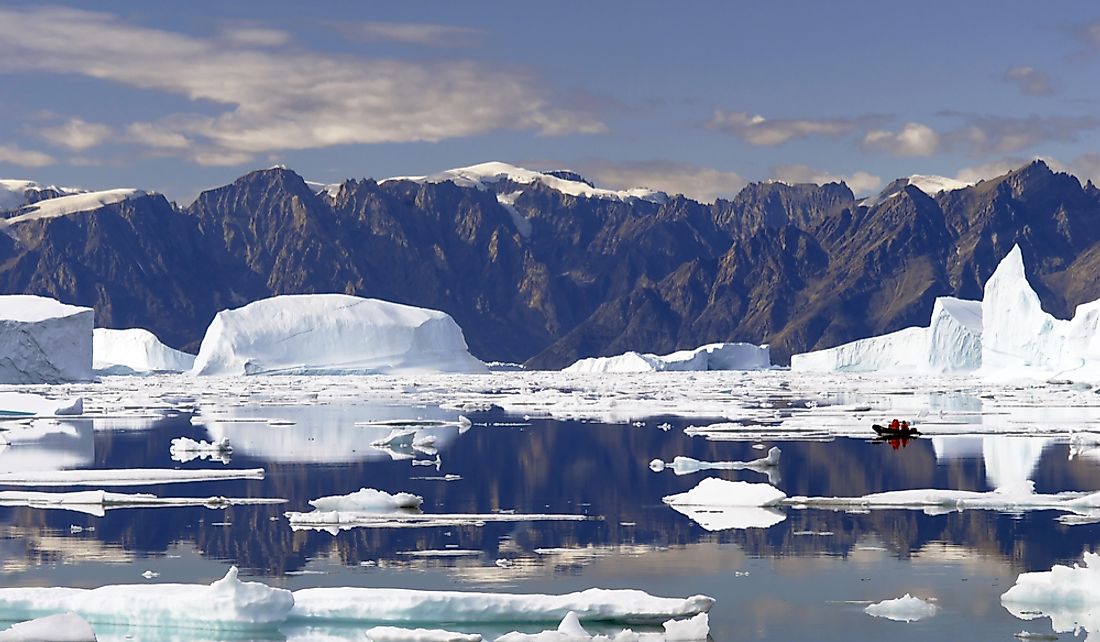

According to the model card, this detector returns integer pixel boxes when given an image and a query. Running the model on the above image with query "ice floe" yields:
[565,343,770,374]
[496,611,709,642]
[307,487,424,512]
[1001,552,1100,637]
[0,421,92,472]
[169,436,232,464]
[289,586,714,625]
[0,567,293,631]
[649,447,780,475]
[365,625,483,642]
[286,510,593,533]
[0,612,96,641]
[0,296,93,384]
[0,489,283,517]
[0,467,264,487]
[0,393,83,419]
[863,594,938,622]
[192,294,488,376]
[93,328,195,375]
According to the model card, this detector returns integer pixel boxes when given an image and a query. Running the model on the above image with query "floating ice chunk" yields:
[0,393,84,421]
[661,612,709,641]
[286,510,591,534]
[192,294,488,376]
[650,447,780,475]
[1001,552,1100,614]
[0,296,93,384]
[565,343,770,373]
[93,328,195,375]
[366,625,483,642]
[308,487,423,512]
[0,467,264,487]
[661,478,787,508]
[0,489,284,517]
[665,504,786,531]
[290,586,714,625]
[169,437,232,464]
[0,567,293,631]
[0,612,96,641]
[864,594,938,622]
[496,611,710,642]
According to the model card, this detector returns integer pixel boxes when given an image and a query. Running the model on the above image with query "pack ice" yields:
[0,295,92,383]
[191,294,488,376]
[93,328,195,375]
[565,343,770,373]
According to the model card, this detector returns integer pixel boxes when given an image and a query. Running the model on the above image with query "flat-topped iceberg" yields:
[290,587,714,625]
[93,328,195,375]
[0,567,292,631]
[0,295,92,384]
[792,297,981,374]
[192,294,487,376]
[565,343,770,373]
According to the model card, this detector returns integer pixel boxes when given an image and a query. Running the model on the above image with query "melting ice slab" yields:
[308,487,424,512]
[864,594,938,622]
[0,489,284,517]
[191,294,488,376]
[0,612,96,641]
[565,343,770,373]
[496,611,709,642]
[649,447,780,475]
[0,567,293,631]
[0,467,264,487]
[290,587,715,625]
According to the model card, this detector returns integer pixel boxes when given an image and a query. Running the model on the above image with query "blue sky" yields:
[1,1,1099,203]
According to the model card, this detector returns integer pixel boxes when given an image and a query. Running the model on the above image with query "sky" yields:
[1,2,1100,204]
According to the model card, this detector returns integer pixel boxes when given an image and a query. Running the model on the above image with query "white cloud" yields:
[770,164,882,196]
[219,26,292,47]
[124,122,191,150]
[0,143,55,167]
[706,111,859,146]
[576,160,746,203]
[332,21,483,47]
[1003,66,1054,96]
[0,7,604,166]
[38,118,113,151]
[861,122,940,157]
[953,113,1100,156]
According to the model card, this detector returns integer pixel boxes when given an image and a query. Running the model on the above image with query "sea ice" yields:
[191,294,488,376]
[1001,553,1100,636]
[93,328,195,375]
[649,447,780,475]
[864,594,938,622]
[0,612,97,641]
[289,587,714,625]
[169,437,232,464]
[495,611,710,642]
[0,489,284,517]
[0,567,293,631]
[307,487,424,512]
[286,510,591,533]
[0,467,264,487]
[365,625,483,642]
[0,393,83,419]
[0,296,93,384]
[565,343,770,373]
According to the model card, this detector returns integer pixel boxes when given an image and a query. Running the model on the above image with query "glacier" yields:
[0,295,93,384]
[93,328,195,375]
[565,343,770,373]
[191,294,488,376]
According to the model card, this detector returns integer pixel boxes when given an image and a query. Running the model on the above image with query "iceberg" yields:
[307,487,424,512]
[792,297,981,374]
[0,612,96,642]
[192,294,488,376]
[0,467,264,486]
[661,479,788,530]
[496,612,709,642]
[565,343,770,373]
[1001,552,1100,636]
[0,567,293,631]
[93,328,195,375]
[864,594,938,622]
[289,587,714,625]
[0,295,93,384]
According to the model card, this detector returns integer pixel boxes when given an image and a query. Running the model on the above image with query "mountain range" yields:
[1,159,1098,369]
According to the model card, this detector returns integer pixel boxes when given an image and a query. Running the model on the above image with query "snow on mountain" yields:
[383,161,667,204]
[0,179,84,212]
[191,294,488,376]
[906,174,972,195]
[0,295,93,384]
[92,328,196,375]
[4,188,146,224]
[564,343,770,373]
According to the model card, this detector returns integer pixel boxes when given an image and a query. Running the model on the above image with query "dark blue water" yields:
[1,404,1096,640]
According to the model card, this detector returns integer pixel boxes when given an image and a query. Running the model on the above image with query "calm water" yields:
[1,399,1097,640]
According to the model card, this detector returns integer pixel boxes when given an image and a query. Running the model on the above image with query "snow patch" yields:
[192,294,487,376]
[4,188,145,224]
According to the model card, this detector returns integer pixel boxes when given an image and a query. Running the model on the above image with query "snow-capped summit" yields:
[4,188,147,225]
[0,179,85,213]
[382,161,667,204]
[861,175,973,208]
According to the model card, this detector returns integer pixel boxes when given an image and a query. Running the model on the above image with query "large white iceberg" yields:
[93,328,195,375]
[290,587,714,625]
[192,294,487,376]
[792,297,981,374]
[0,567,292,631]
[0,295,92,383]
[1001,552,1100,636]
[565,343,770,373]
